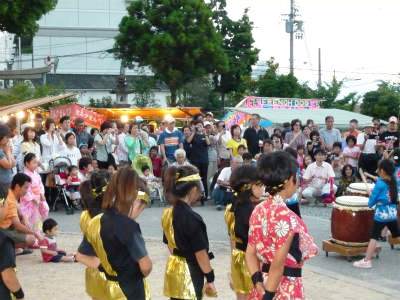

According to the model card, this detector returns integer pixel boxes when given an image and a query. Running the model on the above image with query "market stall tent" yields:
[233,107,377,129]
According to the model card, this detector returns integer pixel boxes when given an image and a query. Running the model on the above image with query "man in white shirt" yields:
[215,121,231,168]
[212,156,242,211]
[116,122,129,165]
[302,149,337,205]
[357,124,379,175]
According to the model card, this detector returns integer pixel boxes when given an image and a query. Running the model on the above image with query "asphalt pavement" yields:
[51,204,400,292]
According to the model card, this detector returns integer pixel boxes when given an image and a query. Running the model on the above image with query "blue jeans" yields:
[212,187,232,206]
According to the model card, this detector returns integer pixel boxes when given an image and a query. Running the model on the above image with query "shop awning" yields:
[0,93,76,117]
[91,107,202,121]
[232,107,376,128]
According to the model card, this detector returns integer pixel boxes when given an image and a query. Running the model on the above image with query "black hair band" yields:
[205,270,215,283]
[262,290,276,300]
[13,288,24,299]
[251,271,263,286]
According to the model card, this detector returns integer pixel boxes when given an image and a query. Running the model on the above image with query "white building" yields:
[20,0,169,106]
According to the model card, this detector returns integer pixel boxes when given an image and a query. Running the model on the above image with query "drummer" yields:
[353,159,400,269]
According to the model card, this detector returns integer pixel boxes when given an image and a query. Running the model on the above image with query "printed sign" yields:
[50,104,106,128]
[241,96,320,109]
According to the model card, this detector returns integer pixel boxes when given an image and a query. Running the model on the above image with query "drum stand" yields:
[323,240,381,262]
[388,235,400,249]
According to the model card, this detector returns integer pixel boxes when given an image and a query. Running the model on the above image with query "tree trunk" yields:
[170,88,177,107]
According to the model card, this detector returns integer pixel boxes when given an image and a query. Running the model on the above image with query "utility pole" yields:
[318,48,322,87]
[289,0,294,74]
[285,0,303,75]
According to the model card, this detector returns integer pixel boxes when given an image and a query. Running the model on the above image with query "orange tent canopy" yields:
[90,107,202,121]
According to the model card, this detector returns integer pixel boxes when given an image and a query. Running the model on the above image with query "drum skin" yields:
[331,206,374,245]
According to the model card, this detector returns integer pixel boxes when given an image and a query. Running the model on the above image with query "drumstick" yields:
[359,168,371,195]
[364,172,377,182]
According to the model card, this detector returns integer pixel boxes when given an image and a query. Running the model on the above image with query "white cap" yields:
[203,121,212,127]
[205,112,214,117]
[135,116,144,123]
[163,115,176,124]
[389,116,398,123]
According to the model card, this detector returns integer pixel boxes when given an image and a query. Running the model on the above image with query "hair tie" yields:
[239,183,252,192]
[176,174,201,183]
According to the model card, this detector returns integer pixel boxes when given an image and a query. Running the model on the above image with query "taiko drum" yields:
[331,196,374,246]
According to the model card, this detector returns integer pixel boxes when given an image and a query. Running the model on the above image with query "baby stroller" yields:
[48,157,74,214]
[132,154,165,206]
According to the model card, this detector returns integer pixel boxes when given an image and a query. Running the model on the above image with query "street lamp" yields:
[120,115,129,123]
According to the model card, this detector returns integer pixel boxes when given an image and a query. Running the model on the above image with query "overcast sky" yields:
[226,0,400,96]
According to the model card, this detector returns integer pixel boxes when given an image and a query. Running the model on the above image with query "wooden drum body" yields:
[331,196,374,246]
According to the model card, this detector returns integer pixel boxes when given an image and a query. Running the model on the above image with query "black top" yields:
[183,140,192,160]
[379,131,400,150]
[0,233,15,300]
[172,201,209,264]
[234,201,255,250]
[78,237,96,256]
[100,209,147,300]
[189,133,209,163]
[243,127,269,157]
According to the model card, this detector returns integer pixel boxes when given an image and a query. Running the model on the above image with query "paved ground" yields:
[51,204,400,295]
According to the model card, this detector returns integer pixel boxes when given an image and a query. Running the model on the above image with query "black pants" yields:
[192,161,208,199]
[371,220,400,240]
[287,203,301,218]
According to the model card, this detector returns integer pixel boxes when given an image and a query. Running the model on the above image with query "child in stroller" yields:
[141,165,163,205]
[59,165,82,210]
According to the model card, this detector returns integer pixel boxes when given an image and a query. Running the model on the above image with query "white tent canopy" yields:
[233,107,379,128]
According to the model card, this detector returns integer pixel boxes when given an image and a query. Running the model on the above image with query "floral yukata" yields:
[248,195,318,300]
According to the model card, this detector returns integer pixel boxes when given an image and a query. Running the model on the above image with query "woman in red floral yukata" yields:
[246,151,318,300]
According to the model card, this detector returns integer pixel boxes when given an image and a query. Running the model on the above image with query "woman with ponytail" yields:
[354,159,400,269]
[162,165,217,300]
[246,151,318,300]
[85,167,152,300]
[227,165,264,300]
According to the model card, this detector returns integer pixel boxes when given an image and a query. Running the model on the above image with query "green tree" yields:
[360,82,400,120]
[132,76,158,108]
[114,0,227,106]
[210,0,259,108]
[0,0,57,36]
[255,58,311,98]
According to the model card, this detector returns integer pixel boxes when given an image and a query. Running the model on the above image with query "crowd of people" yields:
[0,110,399,299]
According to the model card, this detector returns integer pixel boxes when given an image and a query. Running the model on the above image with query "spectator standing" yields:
[94,121,116,169]
[308,130,323,160]
[284,119,307,150]
[243,114,269,157]
[343,119,360,140]
[74,118,94,157]
[6,118,21,175]
[319,116,341,150]
[357,124,379,175]
[59,116,71,140]
[215,121,231,168]
[60,132,82,166]
[33,113,45,144]
[158,116,183,164]
[140,123,157,154]
[303,126,311,142]
[40,118,65,167]
[205,122,218,198]
[226,125,247,158]
[19,127,41,172]
[125,123,149,163]
[0,125,15,198]
[182,125,193,161]
[186,121,210,203]
[281,122,291,140]
[271,134,286,151]
[116,122,129,165]
[379,116,400,151]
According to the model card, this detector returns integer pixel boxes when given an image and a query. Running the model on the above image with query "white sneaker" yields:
[353,258,372,269]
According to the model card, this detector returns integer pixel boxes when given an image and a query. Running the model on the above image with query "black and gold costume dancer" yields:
[86,167,152,300]
[228,165,264,299]
[77,170,113,299]
[163,165,217,300]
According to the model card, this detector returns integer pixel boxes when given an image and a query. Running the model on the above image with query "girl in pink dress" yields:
[246,151,318,300]
[20,153,49,235]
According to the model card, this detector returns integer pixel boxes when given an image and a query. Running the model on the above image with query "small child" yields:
[149,146,163,178]
[237,145,247,157]
[297,144,305,171]
[337,164,357,196]
[107,164,117,175]
[242,152,256,166]
[66,166,81,209]
[343,135,361,170]
[329,142,344,185]
[20,153,49,236]
[39,218,75,263]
